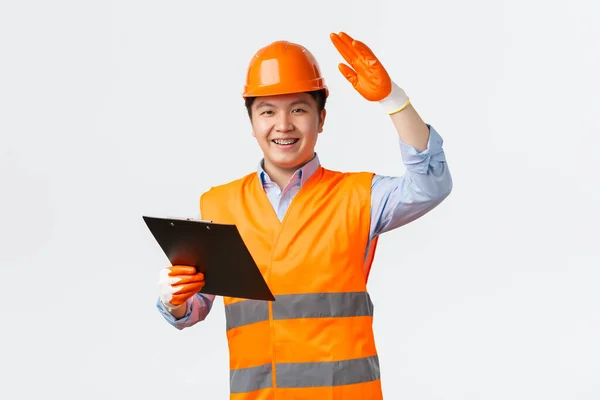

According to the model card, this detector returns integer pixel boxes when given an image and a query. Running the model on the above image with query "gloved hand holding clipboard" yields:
[143,215,275,301]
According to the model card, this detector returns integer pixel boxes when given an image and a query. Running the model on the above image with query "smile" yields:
[272,139,299,145]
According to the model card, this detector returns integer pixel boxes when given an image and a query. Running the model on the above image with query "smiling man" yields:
[156,32,453,399]
[247,91,326,190]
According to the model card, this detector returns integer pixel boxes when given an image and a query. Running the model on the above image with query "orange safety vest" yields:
[200,166,383,400]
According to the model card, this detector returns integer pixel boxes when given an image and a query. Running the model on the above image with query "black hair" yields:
[244,89,327,120]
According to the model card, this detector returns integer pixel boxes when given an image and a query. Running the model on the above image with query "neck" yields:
[263,155,315,189]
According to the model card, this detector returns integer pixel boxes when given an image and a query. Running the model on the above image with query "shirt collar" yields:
[258,153,321,188]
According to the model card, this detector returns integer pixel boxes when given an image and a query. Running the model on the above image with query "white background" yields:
[1,0,598,399]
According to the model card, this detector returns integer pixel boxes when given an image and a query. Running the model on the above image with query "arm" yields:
[329,32,451,238]
[370,77,452,236]
[155,211,217,330]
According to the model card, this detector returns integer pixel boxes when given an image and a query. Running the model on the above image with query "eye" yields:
[260,110,274,115]
[292,108,306,113]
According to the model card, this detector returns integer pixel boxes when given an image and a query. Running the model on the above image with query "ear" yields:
[318,109,327,133]
[249,112,257,137]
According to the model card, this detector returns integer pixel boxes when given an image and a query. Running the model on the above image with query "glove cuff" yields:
[379,82,410,115]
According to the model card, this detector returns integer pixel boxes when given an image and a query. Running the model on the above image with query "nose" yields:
[275,114,293,132]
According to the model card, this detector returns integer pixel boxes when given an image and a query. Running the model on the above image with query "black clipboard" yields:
[143,216,275,301]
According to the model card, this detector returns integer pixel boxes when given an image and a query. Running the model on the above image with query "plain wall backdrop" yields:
[1,0,598,398]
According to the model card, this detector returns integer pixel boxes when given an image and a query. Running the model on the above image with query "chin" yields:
[274,159,303,170]
[270,155,306,170]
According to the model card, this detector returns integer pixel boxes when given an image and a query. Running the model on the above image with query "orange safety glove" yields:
[330,31,410,114]
[158,265,205,311]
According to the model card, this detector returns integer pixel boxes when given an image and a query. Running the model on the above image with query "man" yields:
[156,32,452,399]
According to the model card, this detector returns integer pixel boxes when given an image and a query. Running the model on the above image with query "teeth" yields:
[274,139,297,145]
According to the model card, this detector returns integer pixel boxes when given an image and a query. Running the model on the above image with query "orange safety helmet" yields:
[242,40,329,98]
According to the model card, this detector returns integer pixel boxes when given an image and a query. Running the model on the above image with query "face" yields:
[250,92,326,173]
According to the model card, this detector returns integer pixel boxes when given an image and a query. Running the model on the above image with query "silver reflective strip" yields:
[230,363,272,393]
[272,292,374,320]
[225,300,269,330]
[276,355,380,388]
[225,292,374,331]
[230,356,380,392]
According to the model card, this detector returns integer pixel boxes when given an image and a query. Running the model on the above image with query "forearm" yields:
[389,103,429,152]
[380,82,429,152]
[167,302,188,319]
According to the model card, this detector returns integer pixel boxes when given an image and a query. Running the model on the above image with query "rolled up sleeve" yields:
[370,125,453,238]
[156,293,215,330]
[400,124,447,174]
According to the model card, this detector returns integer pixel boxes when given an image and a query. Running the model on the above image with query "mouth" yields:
[272,138,299,146]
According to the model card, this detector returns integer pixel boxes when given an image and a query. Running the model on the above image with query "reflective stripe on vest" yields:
[230,355,380,393]
[225,291,374,331]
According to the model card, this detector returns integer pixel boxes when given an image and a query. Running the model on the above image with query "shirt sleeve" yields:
[369,124,453,239]
[156,293,216,330]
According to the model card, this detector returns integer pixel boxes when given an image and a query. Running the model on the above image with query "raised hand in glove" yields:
[330,31,410,114]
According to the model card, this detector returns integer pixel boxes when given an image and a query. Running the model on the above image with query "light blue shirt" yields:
[157,125,452,329]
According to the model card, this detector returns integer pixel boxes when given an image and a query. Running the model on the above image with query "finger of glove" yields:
[162,283,203,306]
[338,63,359,86]
[338,32,373,64]
[351,39,378,62]
[173,281,205,296]
[337,33,378,76]
[330,33,357,67]
[338,32,373,60]
[170,291,196,306]
[171,273,205,286]
[338,31,356,47]
[168,265,198,276]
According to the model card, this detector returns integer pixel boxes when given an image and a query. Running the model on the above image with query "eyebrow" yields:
[255,99,314,109]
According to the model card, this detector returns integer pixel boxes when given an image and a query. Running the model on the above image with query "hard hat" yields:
[242,40,328,98]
